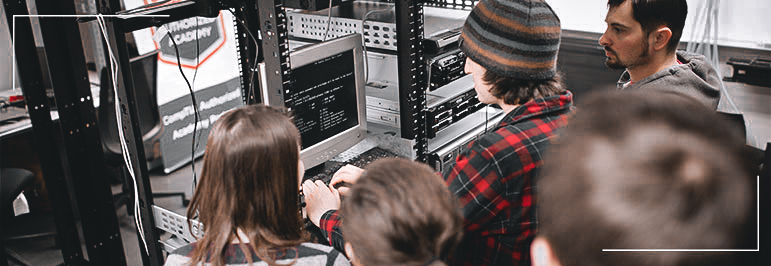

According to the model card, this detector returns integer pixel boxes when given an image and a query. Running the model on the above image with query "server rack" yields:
[5,0,130,264]
[3,0,286,264]
[3,0,88,265]
[5,0,480,264]
[393,0,429,161]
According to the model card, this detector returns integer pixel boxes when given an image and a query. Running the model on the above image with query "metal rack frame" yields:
[4,0,128,264]
[3,1,89,265]
[3,0,288,264]
[393,0,428,161]
[391,0,480,161]
[97,0,288,264]
[4,0,479,264]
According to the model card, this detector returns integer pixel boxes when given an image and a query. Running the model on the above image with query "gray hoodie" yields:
[617,51,722,110]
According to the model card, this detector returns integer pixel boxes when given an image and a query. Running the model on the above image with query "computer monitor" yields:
[286,34,367,169]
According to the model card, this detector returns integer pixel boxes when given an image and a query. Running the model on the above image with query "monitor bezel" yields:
[289,34,367,169]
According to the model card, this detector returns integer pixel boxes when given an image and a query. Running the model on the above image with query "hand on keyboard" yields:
[308,147,399,188]
[310,172,334,186]
[329,165,365,196]
[301,147,399,216]
[302,179,341,227]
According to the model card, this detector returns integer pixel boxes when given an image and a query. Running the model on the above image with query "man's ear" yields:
[651,27,673,51]
[531,236,561,266]
[344,242,358,265]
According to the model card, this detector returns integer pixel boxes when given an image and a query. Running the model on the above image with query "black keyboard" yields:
[300,147,399,209]
[300,147,399,241]
[308,147,400,187]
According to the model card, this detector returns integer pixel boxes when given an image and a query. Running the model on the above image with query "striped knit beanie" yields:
[460,0,561,80]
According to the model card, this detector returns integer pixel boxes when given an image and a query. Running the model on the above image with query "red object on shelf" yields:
[9,95,24,103]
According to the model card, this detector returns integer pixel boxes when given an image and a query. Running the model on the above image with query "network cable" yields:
[95,14,149,254]
[166,31,202,195]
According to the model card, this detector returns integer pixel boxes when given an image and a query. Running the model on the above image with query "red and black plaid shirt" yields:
[319,91,573,265]
[444,91,572,266]
[319,209,345,254]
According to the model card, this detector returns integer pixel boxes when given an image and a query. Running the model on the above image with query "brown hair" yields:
[537,91,754,266]
[482,70,565,105]
[186,104,305,266]
[341,158,463,266]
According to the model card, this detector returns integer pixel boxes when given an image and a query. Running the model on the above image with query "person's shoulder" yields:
[296,243,351,265]
[170,242,197,257]
[298,242,335,252]
[297,242,340,254]
[464,126,529,161]
[676,50,709,64]
[163,254,191,266]
[469,130,504,153]
[163,243,196,266]
[500,114,557,138]
[490,110,566,153]
[474,113,547,147]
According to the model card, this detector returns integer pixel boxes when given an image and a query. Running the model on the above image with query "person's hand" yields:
[330,164,365,196]
[302,180,341,227]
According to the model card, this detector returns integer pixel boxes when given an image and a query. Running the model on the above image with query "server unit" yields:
[427,106,504,172]
[425,75,485,138]
[285,0,347,11]
[287,1,467,51]
[427,48,467,91]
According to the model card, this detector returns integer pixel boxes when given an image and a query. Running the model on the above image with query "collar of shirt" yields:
[496,90,573,129]
[619,59,685,88]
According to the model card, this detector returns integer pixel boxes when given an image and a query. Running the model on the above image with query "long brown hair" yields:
[341,158,463,265]
[186,104,305,266]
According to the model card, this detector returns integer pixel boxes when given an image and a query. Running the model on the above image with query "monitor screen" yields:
[286,34,367,169]
[289,50,359,150]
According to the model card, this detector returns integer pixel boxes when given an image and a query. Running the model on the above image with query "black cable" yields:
[167,31,201,190]
[228,9,260,105]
